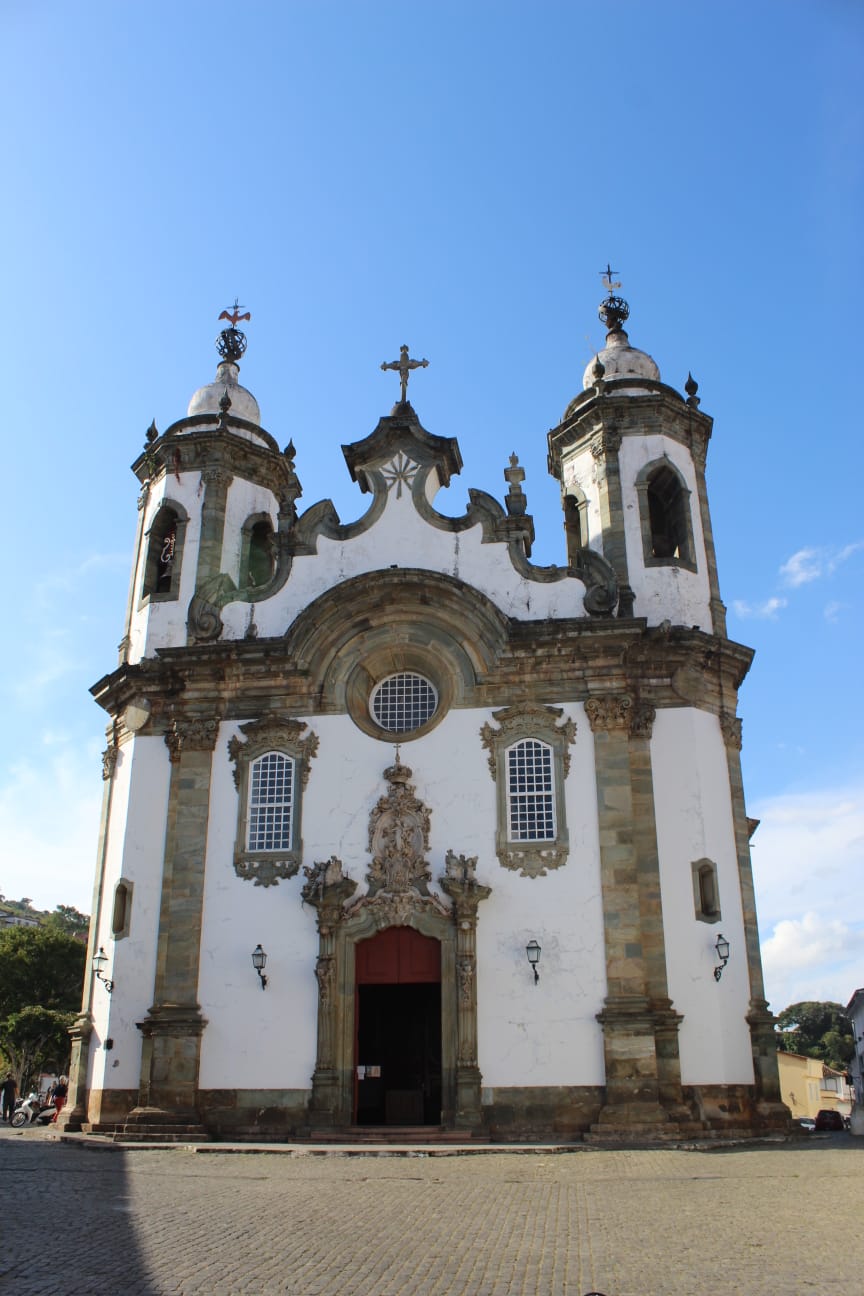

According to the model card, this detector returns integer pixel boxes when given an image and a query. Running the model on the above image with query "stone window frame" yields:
[480,704,576,878]
[239,511,276,591]
[111,879,133,940]
[563,487,589,568]
[140,499,189,604]
[634,457,697,573]
[345,647,456,744]
[228,717,319,887]
[692,857,721,924]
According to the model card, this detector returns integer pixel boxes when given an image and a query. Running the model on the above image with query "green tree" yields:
[0,926,86,1088]
[45,904,90,938]
[776,1001,854,1072]
[1,1006,75,1091]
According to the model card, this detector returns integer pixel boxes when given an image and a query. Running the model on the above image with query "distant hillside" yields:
[0,897,90,938]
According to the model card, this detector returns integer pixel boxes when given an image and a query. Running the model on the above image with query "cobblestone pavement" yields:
[1,1125,861,1295]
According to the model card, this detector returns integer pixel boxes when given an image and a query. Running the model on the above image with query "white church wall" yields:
[651,707,754,1085]
[477,705,607,1087]
[619,436,712,630]
[197,724,319,1090]
[197,702,606,1090]
[88,735,171,1093]
[220,473,587,642]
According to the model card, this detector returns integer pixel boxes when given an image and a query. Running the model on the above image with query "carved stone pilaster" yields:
[200,466,233,493]
[629,703,656,739]
[590,429,622,459]
[440,860,491,1125]
[102,744,119,781]
[719,710,743,750]
[585,693,633,733]
[164,715,220,762]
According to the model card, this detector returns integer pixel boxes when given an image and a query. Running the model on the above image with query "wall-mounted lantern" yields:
[251,944,268,990]
[713,933,730,982]
[92,947,115,994]
[526,939,541,985]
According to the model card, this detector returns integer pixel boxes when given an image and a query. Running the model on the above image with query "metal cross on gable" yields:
[380,344,429,403]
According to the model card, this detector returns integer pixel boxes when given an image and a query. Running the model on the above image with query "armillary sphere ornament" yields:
[598,294,629,332]
[216,299,251,362]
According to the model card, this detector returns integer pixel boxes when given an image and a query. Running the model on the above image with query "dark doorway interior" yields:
[354,926,442,1126]
[356,982,442,1125]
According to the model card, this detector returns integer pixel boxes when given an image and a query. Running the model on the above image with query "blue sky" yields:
[2,0,862,1015]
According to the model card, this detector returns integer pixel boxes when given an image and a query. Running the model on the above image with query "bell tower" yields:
[548,275,726,634]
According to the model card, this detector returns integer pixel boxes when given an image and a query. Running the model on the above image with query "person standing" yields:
[1,1074,17,1122]
[52,1076,68,1121]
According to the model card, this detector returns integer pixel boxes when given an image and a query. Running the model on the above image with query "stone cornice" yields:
[132,426,301,507]
[548,389,714,481]
[90,623,754,735]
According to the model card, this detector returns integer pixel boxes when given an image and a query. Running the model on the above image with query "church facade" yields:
[63,290,788,1141]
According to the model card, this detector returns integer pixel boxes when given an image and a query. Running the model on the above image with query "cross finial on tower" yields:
[600,263,622,293]
[380,344,429,404]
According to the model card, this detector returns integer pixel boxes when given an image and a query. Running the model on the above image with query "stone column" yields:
[720,712,787,1124]
[627,704,687,1113]
[58,739,119,1132]
[126,716,218,1130]
[441,868,491,1129]
[195,466,232,589]
[302,862,357,1126]
[690,424,728,637]
[590,428,635,617]
[587,694,670,1129]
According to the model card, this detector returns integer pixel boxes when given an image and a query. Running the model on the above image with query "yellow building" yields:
[777,1052,851,1120]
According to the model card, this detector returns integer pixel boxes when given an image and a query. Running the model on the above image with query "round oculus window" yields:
[370,672,438,733]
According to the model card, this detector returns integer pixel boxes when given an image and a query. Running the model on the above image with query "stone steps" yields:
[307,1126,480,1144]
[114,1124,210,1143]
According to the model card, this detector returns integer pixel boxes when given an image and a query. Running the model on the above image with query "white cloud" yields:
[761,914,863,1010]
[779,548,822,587]
[732,597,787,619]
[751,779,864,1011]
[823,600,846,623]
[779,541,863,588]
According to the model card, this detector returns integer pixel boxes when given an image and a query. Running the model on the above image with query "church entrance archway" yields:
[355,926,441,1125]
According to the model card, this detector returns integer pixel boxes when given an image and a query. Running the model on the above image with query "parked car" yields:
[814,1109,844,1131]
[796,1117,815,1132]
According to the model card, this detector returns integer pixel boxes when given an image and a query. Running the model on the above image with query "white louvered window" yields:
[370,673,438,733]
[247,752,294,851]
[506,739,556,841]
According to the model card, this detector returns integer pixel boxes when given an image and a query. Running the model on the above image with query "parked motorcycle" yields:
[11,1093,56,1127]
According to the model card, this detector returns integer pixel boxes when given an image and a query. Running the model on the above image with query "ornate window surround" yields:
[480,704,577,878]
[227,717,319,887]
[140,498,189,605]
[634,457,697,573]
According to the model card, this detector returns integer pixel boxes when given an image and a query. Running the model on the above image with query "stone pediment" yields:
[342,405,462,495]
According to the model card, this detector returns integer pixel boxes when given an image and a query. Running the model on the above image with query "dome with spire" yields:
[581,327,660,391]
[187,358,261,424]
[187,317,261,424]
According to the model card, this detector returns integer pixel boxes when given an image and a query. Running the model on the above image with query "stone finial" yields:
[685,372,700,408]
[504,452,528,517]
[145,419,159,444]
